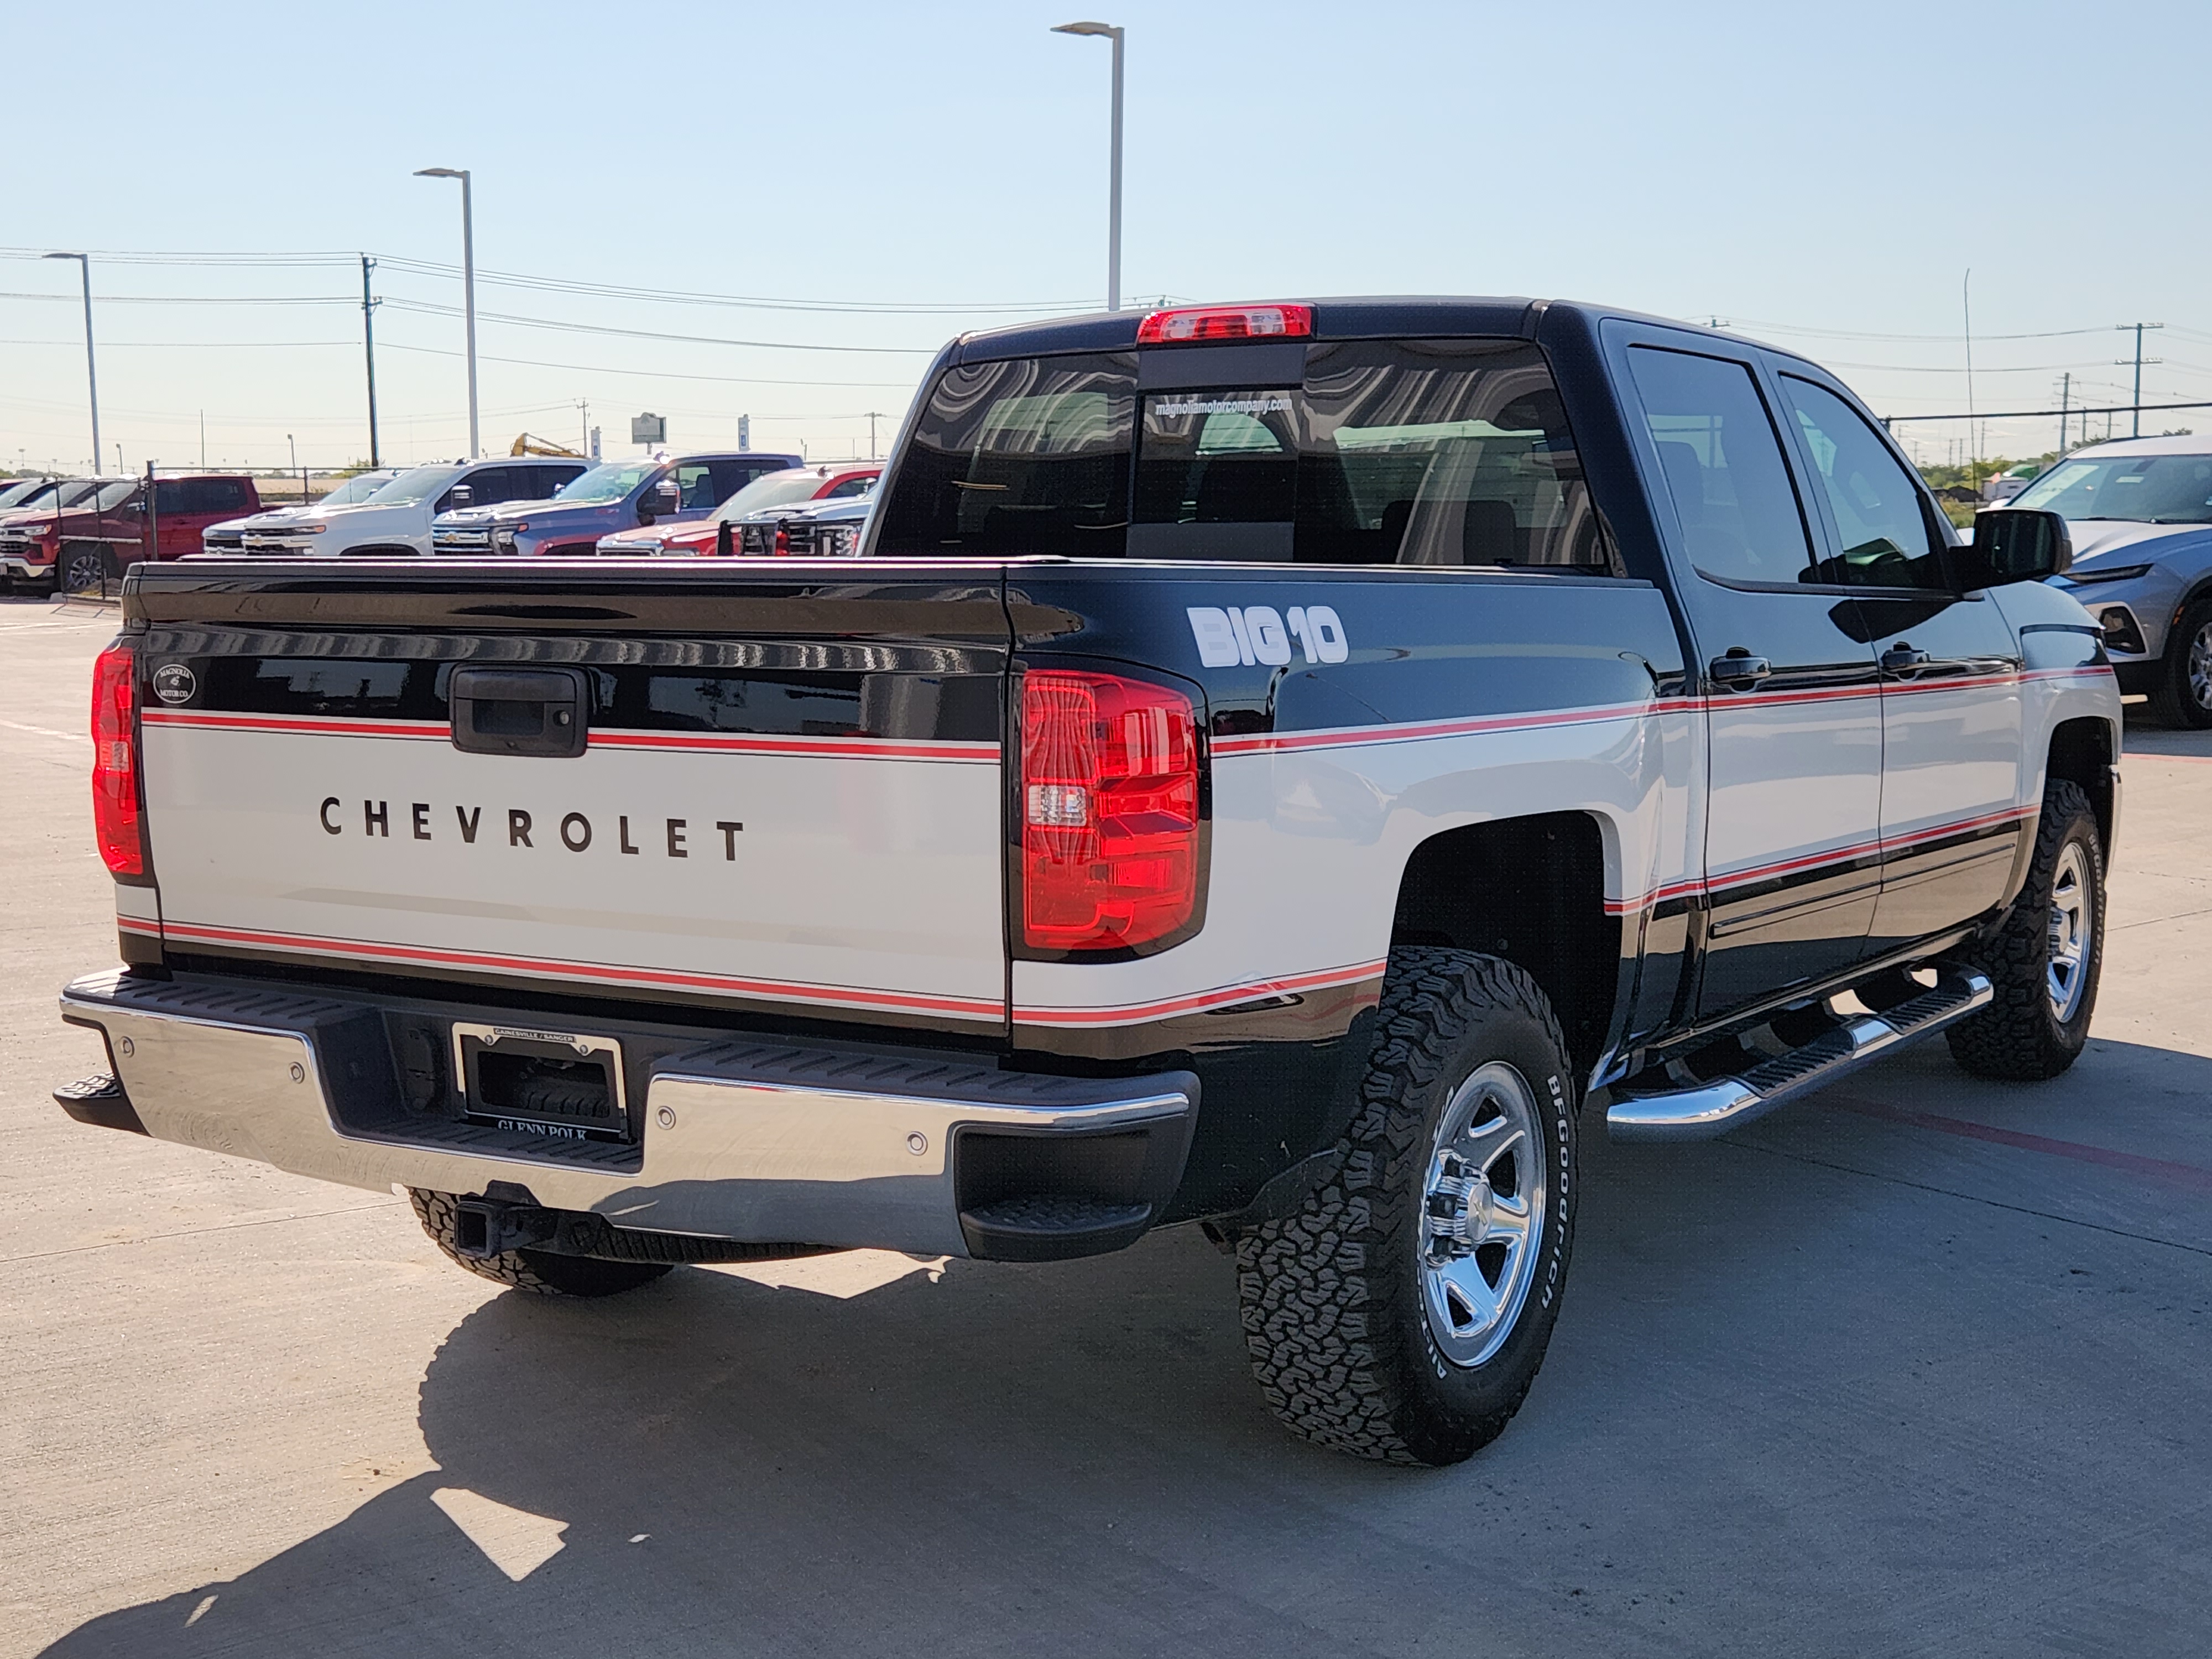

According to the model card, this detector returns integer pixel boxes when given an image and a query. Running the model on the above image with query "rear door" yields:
[1772,372,2027,949]
[1614,331,1886,1018]
[134,573,1014,1032]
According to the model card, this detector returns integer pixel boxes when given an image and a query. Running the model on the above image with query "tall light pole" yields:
[43,253,100,472]
[415,166,479,457]
[1052,21,1124,311]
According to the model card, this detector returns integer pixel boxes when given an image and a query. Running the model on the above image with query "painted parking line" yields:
[1828,1094,2212,1194]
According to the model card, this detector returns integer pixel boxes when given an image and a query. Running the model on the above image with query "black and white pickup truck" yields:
[58,299,2119,1465]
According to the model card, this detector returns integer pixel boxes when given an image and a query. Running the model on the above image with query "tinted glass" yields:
[1779,377,1947,588]
[879,340,1604,567]
[707,458,779,503]
[152,482,185,514]
[2012,452,2212,524]
[825,473,876,499]
[876,353,1135,557]
[93,481,140,510]
[1627,347,1814,585]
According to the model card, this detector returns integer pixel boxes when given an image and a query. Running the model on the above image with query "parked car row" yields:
[1,444,884,591]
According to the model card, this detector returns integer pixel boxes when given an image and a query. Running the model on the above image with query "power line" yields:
[378,296,937,354]
[377,339,917,389]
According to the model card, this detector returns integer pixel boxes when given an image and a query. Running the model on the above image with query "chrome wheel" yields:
[1420,1060,1545,1369]
[2047,840,2094,1022]
[2189,621,2212,713]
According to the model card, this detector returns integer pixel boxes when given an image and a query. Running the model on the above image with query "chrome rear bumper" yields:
[59,970,1195,1260]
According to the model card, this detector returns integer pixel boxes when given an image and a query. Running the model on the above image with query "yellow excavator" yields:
[509,434,586,458]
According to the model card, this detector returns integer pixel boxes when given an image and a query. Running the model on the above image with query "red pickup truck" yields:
[1,474,259,594]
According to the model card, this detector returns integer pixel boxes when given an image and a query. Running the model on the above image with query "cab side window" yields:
[1626,347,1815,585]
[1779,376,1949,590]
[675,463,718,509]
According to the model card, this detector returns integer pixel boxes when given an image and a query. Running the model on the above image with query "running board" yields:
[1606,969,1993,1142]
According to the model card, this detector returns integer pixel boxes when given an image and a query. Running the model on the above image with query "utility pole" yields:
[865,410,886,460]
[1961,268,1976,477]
[362,255,382,468]
[44,253,100,476]
[576,399,588,453]
[2116,322,2164,437]
[2058,372,2070,455]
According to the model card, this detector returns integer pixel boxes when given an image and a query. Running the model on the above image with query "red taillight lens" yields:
[1021,670,1202,953]
[91,641,143,877]
[1136,302,1313,345]
[773,524,790,556]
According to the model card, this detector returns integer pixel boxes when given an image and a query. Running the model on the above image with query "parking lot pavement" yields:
[2,594,2206,1658]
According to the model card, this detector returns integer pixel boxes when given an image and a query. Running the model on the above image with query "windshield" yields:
[55,480,106,508]
[2013,453,2212,524]
[714,470,834,520]
[0,479,53,509]
[554,461,658,505]
[91,481,139,510]
[318,471,395,507]
[359,464,460,508]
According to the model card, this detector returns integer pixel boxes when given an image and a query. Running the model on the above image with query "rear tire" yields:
[1236,949,1577,1465]
[1946,779,2105,1081]
[408,1188,674,1298]
[2148,598,2212,728]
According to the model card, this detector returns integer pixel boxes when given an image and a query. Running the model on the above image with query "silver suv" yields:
[2021,437,2212,725]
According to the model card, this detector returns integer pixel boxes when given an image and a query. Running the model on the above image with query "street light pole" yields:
[415,167,479,457]
[43,252,100,472]
[1052,21,1124,311]
[361,255,382,468]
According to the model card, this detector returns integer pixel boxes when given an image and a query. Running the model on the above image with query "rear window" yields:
[873,339,1608,568]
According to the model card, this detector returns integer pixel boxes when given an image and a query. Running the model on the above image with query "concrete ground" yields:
[1,595,2206,1658]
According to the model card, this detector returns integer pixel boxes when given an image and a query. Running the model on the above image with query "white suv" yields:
[236,458,586,557]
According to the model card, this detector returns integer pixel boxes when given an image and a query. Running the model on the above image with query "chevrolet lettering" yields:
[57,298,2119,1467]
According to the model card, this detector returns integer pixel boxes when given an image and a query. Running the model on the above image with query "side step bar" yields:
[1606,969,1992,1142]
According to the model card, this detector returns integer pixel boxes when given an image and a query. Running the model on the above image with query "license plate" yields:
[451,1022,630,1143]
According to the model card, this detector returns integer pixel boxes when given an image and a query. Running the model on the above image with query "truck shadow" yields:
[38,1034,2212,1657]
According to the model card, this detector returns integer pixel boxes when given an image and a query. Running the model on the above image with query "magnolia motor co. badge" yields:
[152,663,196,705]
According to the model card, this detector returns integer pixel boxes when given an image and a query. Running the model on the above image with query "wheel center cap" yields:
[1430,1171,1491,1249]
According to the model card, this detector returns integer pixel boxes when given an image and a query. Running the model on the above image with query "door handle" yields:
[1708,649,1772,691]
[1880,643,1933,675]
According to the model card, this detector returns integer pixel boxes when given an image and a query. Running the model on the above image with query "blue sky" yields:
[4,0,2207,474]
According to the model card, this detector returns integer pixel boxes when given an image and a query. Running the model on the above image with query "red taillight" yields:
[1020,670,1202,953]
[91,641,143,877]
[773,523,790,556]
[1136,302,1312,345]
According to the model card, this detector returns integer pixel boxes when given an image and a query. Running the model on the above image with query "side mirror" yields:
[641,477,682,523]
[447,483,475,512]
[1960,507,2072,588]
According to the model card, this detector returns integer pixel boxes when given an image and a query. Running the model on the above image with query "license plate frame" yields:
[451,1022,631,1144]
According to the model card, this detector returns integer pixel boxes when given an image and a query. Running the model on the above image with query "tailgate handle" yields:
[450,667,589,758]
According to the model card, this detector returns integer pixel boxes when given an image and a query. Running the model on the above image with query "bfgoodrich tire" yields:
[1947,779,2105,1082]
[408,1189,674,1298]
[1236,948,1577,1465]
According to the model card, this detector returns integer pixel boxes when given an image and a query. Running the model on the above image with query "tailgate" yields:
[129,566,1012,1031]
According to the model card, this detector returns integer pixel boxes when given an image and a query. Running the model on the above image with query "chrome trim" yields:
[1606,971,1992,1142]
[59,971,1193,1258]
